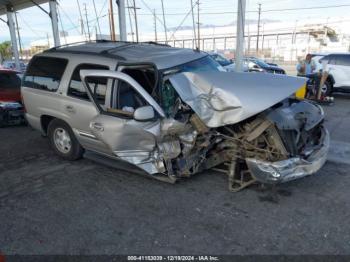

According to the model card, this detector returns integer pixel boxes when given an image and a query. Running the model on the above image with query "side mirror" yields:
[133,105,155,121]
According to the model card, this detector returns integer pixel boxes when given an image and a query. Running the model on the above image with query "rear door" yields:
[61,63,112,154]
[335,55,350,87]
[80,69,165,170]
[332,55,350,88]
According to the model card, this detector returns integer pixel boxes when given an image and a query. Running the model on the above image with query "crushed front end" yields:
[245,99,329,184]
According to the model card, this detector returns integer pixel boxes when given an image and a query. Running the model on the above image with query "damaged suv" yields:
[21,41,329,191]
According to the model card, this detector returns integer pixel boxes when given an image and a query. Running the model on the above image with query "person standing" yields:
[296,54,316,76]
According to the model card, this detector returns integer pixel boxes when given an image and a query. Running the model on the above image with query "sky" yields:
[1,0,350,47]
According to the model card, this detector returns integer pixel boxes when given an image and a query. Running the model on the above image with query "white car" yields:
[312,53,350,94]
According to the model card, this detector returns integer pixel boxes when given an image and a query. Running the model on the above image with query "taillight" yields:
[20,93,26,113]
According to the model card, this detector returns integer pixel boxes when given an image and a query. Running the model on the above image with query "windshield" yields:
[251,59,270,68]
[163,56,224,76]
[0,72,21,89]
[211,54,232,66]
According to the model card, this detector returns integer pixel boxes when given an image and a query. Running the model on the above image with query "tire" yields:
[47,119,84,160]
[321,80,333,96]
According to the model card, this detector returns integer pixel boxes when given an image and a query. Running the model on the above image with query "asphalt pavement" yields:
[0,96,350,255]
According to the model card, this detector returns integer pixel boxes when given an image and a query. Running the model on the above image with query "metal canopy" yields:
[0,0,48,16]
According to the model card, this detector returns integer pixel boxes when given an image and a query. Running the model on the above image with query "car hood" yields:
[169,71,306,127]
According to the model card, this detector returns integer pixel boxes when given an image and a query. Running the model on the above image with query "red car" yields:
[0,69,25,126]
[0,69,21,102]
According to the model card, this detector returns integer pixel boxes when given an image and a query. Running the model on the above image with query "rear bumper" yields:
[246,127,330,184]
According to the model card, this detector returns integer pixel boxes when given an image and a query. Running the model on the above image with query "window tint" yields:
[23,56,67,92]
[0,72,21,89]
[68,64,109,101]
[335,55,350,66]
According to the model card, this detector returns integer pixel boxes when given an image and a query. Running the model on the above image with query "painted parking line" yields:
[328,140,350,165]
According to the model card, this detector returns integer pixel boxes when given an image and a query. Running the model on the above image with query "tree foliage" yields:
[0,41,12,62]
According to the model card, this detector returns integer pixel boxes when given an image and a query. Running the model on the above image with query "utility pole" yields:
[109,0,116,41]
[132,0,139,42]
[92,0,101,35]
[14,12,22,58]
[197,0,200,50]
[83,3,91,41]
[235,0,246,72]
[256,3,261,54]
[153,8,157,42]
[126,0,134,41]
[117,0,127,41]
[190,0,197,49]
[161,0,167,43]
[76,0,86,37]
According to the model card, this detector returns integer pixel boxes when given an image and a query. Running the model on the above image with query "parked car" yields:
[317,53,350,94]
[21,41,329,191]
[245,57,286,74]
[0,69,25,126]
[209,53,249,72]
[2,60,27,73]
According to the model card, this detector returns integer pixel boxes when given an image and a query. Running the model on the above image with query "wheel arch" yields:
[40,115,56,135]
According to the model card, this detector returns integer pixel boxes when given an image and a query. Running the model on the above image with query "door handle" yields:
[65,105,75,113]
[90,122,104,132]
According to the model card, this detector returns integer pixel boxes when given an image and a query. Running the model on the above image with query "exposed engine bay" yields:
[149,96,328,191]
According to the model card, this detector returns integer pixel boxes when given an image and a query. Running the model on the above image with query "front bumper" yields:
[246,127,330,184]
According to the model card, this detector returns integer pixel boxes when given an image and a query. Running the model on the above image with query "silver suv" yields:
[22,41,329,191]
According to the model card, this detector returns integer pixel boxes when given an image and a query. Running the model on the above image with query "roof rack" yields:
[43,39,171,53]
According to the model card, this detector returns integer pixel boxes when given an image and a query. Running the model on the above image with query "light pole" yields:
[235,0,246,72]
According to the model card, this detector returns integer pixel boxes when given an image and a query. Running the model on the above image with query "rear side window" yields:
[0,72,21,89]
[23,56,67,92]
[68,64,109,101]
[321,55,338,65]
[335,55,350,66]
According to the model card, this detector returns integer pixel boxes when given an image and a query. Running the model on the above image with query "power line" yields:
[92,0,102,35]
[138,0,177,41]
[136,3,350,16]
[168,0,198,41]
[17,12,45,37]
[56,3,81,34]
[83,3,91,40]
[91,0,108,35]
[127,0,135,41]
[56,7,67,44]
[76,0,86,36]
[160,0,167,43]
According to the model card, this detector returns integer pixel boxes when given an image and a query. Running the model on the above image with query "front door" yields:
[80,69,166,174]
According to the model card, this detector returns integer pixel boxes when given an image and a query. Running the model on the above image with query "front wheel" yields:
[321,80,333,96]
[47,119,84,160]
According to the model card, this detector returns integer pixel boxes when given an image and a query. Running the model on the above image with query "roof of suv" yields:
[43,41,207,70]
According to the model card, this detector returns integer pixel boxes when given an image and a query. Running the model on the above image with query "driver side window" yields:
[117,80,147,113]
[101,79,148,118]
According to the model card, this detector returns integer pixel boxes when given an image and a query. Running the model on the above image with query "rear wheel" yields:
[47,119,84,160]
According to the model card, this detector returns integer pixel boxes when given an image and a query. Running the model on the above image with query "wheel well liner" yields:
[41,115,55,134]
[327,74,335,85]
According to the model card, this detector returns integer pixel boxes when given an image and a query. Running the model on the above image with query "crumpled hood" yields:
[169,71,306,127]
